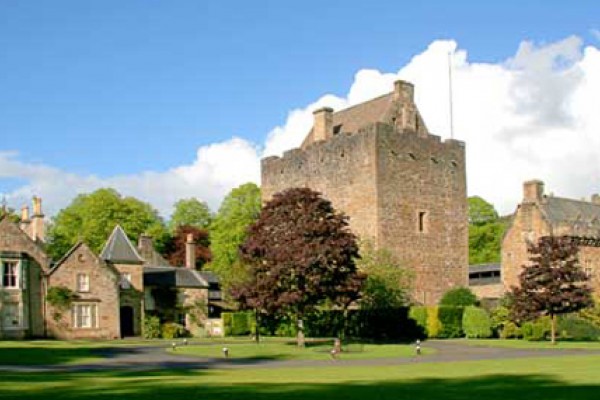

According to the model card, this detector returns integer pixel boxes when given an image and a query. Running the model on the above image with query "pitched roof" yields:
[49,241,119,277]
[143,266,209,288]
[0,215,50,269]
[99,225,144,264]
[541,196,600,227]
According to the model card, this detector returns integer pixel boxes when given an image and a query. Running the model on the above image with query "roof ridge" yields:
[332,92,393,116]
[99,225,144,263]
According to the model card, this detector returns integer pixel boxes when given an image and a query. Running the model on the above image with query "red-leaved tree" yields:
[164,225,211,269]
[510,235,593,344]
[232,188,365,346]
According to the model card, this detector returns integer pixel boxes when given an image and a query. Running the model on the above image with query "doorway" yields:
[120,306,134,337]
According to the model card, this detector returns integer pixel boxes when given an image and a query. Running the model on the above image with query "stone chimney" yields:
[393,79,414,103]
[185,233,196,269]
[30,196,45,242]
[19,205,30,233]
[392,80,420,134]
[312,107,334,142]
[137,234,154,263]
[592,194,600,205]
[523,180,544,204]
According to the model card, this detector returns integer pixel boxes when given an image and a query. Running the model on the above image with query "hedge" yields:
[426,306,442,338]
[558,315,600,341]
[462,306,492,338]
[438,306,464,338]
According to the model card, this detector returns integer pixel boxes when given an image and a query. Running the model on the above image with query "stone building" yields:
[502,180,600,296]
[0,198,222,339]
[262,80,468,305]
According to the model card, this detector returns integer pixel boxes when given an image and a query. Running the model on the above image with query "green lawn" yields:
[458,339,600,349]
[170,341,433,360]
[0,340,109,366]
[0,355,599,399]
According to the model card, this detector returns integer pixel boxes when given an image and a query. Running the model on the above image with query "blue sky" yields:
[1,1,600,216]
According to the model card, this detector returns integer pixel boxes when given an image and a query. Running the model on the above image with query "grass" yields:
[458,339,600,349]
[169,341,433,361]
[0,355,599,399]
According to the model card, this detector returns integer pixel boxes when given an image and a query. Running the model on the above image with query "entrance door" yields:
[120,306,134,337]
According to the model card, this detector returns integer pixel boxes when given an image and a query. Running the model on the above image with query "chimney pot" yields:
[21,205,30,222]
[185,233,196,269]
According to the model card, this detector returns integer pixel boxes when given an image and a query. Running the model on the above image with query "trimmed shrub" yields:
[143,315,161,339]
[462,306,492,338]
[521,317,551,341]
[222,312,233,336]
[558,315,600,341]
[438,306,464,338]
[426,306,442,338]
[409,306,428,335]
[440,287,478,307]
[500,322,522,339]
[222,311,254,336]
[161,322,188,339]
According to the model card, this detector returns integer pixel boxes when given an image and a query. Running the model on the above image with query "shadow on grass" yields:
[0,346,103,366]
[0,371,599,400]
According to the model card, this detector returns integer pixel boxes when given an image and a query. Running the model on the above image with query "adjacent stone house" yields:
[502,180,600,296]
[262,80,469,305]
[0,198,222,339]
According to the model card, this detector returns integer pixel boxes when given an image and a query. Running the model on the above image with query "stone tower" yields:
[261,80,468,305]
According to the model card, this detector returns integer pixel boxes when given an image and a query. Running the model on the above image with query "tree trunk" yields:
[550,314,557,345]
[297,316,305,347]
[254,309,260,344]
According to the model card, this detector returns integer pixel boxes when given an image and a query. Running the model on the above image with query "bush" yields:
[558,315,600,341]
[143,315,161,339]
[462,306,492,338]
[222,312,233,336]
[409,306,428,335]
[438,306,464,338]
[521,317,551,341]
[222,311,254,336]
[426,307,442,338]
[490,306,511,337]
[500,322,522,339]
[161,322,188,339]
[440,287,478,307]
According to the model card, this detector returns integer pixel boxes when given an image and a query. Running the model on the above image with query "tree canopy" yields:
[468,196,507,265]
[232,187,364,346]
[46,188,169,260]
[163,225,211,269]
[439,287,478,307]
[356,241,412,310]
[208,183,261,287]
[169,198,213,231]
[510,235,593,343]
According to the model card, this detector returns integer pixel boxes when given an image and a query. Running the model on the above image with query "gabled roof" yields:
[0,214,50,270]
[99,225,144,264]
[541,196,600,227]
[49,241,119,277]
[143,265,209,288]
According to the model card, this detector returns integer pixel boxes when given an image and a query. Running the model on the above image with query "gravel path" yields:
[2,341,599,372]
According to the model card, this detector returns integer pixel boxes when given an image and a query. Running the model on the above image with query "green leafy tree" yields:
[462,306,493,338]
[169,198,213,231]
[208,183,261,287]
[510,235,593,344]
[46,188,169,260]
[440,287,478,307]
[0,206,20,223]
[232,188,365,346]
[357,241,413,309]
[468,196,507,264]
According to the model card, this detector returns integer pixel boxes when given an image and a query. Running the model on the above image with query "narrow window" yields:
[2,261,18,288]
[121,273,132,290]
[77,273,90,292]
[418,211,427,233]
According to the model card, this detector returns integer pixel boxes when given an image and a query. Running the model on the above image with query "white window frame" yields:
[72,304,97,329]
[76,273,90,292]
[2,260,19,289]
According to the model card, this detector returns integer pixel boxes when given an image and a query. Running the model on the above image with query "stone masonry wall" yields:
[262,122,468,305]
[47,244,120,339]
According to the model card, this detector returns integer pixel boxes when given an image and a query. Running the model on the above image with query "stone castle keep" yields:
[262,80,468,305]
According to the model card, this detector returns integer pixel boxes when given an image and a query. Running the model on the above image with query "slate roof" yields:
[99,225,144,264]
[143,266,209,288]
[541,196,600,226]
[469,263,501,274]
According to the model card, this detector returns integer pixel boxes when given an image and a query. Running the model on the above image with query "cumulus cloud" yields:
[2,35,600,218]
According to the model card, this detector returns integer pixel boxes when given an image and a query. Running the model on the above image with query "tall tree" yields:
[510,235,593,344]
[46,188,169,260]
[208,183,261,287]
[169,198,213,231]
[163,225,211,269]
[232,187,364,346]
[357,241,413,310]
[468,196,507,265]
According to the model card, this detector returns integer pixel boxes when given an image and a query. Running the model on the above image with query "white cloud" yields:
[2,36,600,218]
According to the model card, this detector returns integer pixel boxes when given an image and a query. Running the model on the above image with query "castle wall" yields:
[262,125,380,242]
[375,125,468,304]
[262,122,468,305]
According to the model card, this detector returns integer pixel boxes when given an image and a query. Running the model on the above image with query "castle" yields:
[262,80,469,305]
